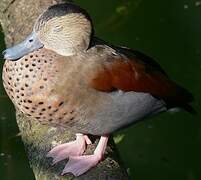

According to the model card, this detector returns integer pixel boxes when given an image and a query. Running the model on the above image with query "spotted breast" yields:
[3,48,89,127]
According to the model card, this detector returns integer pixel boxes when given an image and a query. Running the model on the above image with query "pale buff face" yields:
[35,13,92,56]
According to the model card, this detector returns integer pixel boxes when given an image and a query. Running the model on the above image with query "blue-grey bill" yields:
[2,32,44,61]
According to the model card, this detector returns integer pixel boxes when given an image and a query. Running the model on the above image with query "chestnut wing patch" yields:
[91,59,174,96]
[90,58,194,110]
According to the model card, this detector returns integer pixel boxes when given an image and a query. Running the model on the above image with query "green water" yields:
[0,0,201,179]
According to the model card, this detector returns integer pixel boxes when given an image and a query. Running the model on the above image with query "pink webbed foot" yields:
[61,154,101,176]
[61,136,109,177]
[47,134,91,164]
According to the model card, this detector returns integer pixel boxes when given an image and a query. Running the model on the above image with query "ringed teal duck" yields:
[2,3,195,176]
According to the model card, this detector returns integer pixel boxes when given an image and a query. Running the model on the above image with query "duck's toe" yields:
[47,133,90,165]
[61,154,101,176]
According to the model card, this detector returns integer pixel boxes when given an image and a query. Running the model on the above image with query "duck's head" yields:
[3,3,93,60]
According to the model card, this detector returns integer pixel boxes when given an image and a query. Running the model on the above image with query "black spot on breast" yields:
[28,100,32,103]
[53,109,59,113]
[59,102,64,106]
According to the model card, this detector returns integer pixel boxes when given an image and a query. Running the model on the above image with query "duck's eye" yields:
[29,39,33,43]
[53,26,63,32]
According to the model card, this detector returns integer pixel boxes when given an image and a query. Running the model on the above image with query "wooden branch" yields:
[0,0,129,179]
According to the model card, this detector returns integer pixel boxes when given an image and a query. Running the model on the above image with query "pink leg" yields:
[61,135,109,177]
[47,133,91,164]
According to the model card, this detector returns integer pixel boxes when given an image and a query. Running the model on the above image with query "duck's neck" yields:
[53,46,78,56]
[44,38,90,56]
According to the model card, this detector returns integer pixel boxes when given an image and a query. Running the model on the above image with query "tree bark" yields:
[0,0,129,179]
